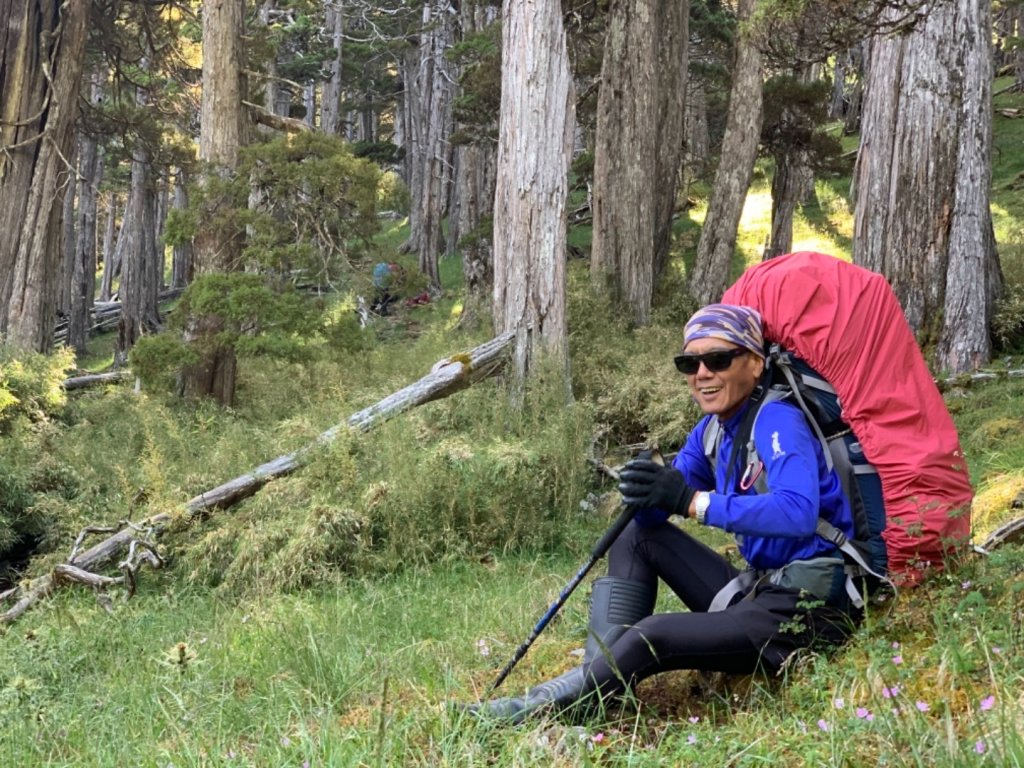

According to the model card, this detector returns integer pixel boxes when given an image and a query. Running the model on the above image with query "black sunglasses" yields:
[674,348,748,375]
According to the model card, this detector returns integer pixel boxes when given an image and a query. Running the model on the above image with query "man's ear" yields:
[751,353,765,379]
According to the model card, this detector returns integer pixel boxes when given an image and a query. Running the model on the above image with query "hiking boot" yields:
[459,577,655,723]
[461,666,587,724]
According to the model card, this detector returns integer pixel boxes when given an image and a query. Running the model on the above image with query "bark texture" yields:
[0,0,89,350]
[853,1,999,373]
[186,0,246,405]
[411,1,458,288]
[766,64,818,260]
[171,169,194,289]
[492,0,575,386]
[114,139,161,366]
[321,2,345,135]
[591,0,688,325]
[448,2,499,326]
[68,129,103,354]
[688,0,763,306]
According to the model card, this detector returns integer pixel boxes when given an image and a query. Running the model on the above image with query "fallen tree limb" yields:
[243,100,312,134]
[62,371,131,390]
[1,331,515,625]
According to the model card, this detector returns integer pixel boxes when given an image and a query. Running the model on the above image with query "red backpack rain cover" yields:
[721,251,974,584]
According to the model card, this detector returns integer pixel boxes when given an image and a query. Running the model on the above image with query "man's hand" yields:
[618,458,695,517]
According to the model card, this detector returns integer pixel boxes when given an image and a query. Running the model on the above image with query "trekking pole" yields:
[487,451,663,694]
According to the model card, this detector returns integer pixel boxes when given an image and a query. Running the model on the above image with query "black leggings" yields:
[583,521,855,698]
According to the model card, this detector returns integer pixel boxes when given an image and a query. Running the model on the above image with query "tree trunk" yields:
[99,194,120,302]
[766,64,817,260]
[155,170,169,288]
[450,3,500,327]
[688,0,763,306]
[0,0,89,351]
[591,0,688,325]
[60,144,78,321]
[853,0,1000,374]
[1015,6,1024,91]
[171,169,194,289]
[829,49,849,120]
[680,78,709,202]
[842,40,866,135]
[492,0,574,389]
[114,140,161,367]
[187,0,247,405]
[400,45,423,249]
[412,1,458,289]
[321,2,344,135]
[68,129,104,355]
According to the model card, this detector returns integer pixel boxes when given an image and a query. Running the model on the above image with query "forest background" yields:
[3,0,1024,765]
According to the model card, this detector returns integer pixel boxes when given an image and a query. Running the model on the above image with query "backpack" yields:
[720,252,973,586]
[701,345,890,605]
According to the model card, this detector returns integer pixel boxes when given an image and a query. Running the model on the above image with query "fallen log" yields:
[1,331,515,625]
[62,371,131,390]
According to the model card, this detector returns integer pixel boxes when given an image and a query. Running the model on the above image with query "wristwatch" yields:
[694,492,711,524]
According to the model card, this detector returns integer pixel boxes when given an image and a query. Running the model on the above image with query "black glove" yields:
[618,457,695,517]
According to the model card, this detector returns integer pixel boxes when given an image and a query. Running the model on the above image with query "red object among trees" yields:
[722,252,974,584]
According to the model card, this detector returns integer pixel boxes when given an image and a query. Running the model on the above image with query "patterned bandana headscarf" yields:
[683,303,765,358]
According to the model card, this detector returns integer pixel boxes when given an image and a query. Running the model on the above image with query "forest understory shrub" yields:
[175,366,601,594]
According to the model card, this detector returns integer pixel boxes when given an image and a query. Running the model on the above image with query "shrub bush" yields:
[0,346,73,430]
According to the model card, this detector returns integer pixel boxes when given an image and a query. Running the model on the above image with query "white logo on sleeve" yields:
[771,431,786,460]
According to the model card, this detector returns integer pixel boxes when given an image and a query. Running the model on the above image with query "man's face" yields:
[680,338,764,420]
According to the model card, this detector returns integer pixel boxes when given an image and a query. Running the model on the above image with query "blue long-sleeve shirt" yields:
[670,399,854,570]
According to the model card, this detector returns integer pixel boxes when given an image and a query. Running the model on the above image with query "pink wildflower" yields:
[975,740,986,754]
[916,701,930,712]
[817,719,830,732]
[980,695,995,711]
[892,655,903,665]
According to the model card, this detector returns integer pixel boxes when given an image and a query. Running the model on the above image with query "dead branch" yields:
[243,101,312,134]
[62,372,131,390]
[1,331,516,625]
[978,515,1024,553]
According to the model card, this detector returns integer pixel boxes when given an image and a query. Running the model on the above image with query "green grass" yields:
[2,543,1023,765]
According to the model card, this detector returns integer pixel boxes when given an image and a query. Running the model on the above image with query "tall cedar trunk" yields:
[688,0,763,306]
[650,0,688,281]
[61,144,78,319]
[853,0,999,374]
[680,78,709,203]
[493,0,574,388]
[766,64,817,259]
[155,171,169,286]
[829,49,849,120]
[0,0,89,351]
[321,3,344,135]
[1016,6,1024,90]
[843,41,866,135]
[412,1,458,289]
[591,0,688,325]
[186,0,246,406]
[400,45,423,249]
[68,131,103,355]
[449,2,499,326]
[171,168,194,288]
[303,84,316,127]
[114,139,161,367]
[99,194,119,301]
